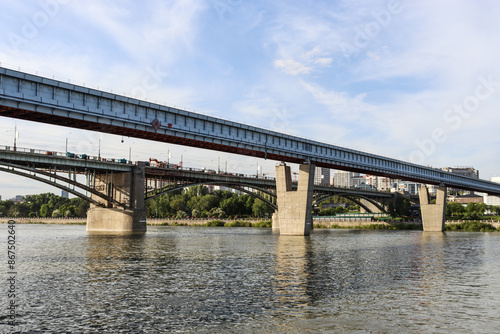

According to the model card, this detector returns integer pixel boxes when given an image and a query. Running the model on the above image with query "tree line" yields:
[146,185,275,219]
[446,202,500,220]
[0,193,90,218]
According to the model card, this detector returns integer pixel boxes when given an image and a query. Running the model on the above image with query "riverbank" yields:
[2,217,500,231]
[0,217,269,226]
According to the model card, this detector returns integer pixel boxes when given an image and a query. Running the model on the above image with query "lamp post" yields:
[13,125,18,151]
[65,131,72,153]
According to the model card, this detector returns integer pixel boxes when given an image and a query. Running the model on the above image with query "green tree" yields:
[252,199,273,217]
[174,210,188,219]
[446,202,465,219]
[220,197,240,216]
[207,207,226,218]
[7,203,30,217]
[40,204,51,217]
[51,209,62,218]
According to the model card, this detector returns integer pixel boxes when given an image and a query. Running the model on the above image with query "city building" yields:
[314,167,330,186]
[207,185,238,193]
[455,194,483,204]
[61,190,69,198]
[365,175,393,191]
[441,166,479,179]
[333,170,360,188]
[11,195,25,203]
[483,177,500,205]
[393,181,422,195]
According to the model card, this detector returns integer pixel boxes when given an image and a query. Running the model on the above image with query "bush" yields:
[445,221,496,232]
[225,221,252,227]
[51,209,62,218]
[253,220,272,228]
[206,220,225,227]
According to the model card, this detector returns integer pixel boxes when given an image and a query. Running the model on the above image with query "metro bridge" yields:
[1,66,497,234]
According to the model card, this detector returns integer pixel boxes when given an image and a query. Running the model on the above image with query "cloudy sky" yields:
[0,0,500,199]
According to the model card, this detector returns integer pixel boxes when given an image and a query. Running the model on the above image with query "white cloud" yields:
[273,59,312,75]
[314,57,333,66]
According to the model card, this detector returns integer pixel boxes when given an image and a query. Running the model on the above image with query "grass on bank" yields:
[154,220,499,232]
[156,220,272,228]
[314,223,423,230]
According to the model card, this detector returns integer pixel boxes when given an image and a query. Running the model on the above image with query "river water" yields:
[2,224,500,333]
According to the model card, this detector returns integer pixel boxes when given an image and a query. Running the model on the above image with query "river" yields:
[2,224,500,333]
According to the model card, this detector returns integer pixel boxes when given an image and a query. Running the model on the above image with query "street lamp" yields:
[13,124,18,151]
[65,131,72,152]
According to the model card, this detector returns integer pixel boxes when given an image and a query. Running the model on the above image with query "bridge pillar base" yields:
[419,185,446,232]
[86,208,146,234]
[272,212,280,233]
[275,163,314,236]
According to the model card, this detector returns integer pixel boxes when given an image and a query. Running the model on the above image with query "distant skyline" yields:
[1,1,500,199]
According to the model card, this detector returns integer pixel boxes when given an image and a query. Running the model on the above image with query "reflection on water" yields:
[2,225,500,333]
[273,236,312,312]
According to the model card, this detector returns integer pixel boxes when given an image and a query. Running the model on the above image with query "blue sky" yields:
[1,0,500,199]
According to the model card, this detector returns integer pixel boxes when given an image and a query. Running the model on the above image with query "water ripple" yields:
[2,226,500,333]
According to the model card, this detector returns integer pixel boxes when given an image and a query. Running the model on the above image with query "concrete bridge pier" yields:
[273,163,315,236]
[87,162,147,234]
[419,185,447,232]
[272,211,280,233]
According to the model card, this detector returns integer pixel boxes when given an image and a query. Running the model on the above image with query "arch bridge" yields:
[0,146,393,230]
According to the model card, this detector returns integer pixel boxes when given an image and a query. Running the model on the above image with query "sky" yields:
[1,0,500,199]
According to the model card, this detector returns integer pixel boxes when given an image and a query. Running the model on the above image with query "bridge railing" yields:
[0,145,133,165]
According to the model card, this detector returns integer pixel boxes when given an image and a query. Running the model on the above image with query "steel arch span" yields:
[313,193,387,213]
[0,161,123,208]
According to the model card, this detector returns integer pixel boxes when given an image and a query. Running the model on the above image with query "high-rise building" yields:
[61,190,69,198]
[394,181,423,195]
[314,167,330,186]
[333,170,360,188]
[365,175,393,191]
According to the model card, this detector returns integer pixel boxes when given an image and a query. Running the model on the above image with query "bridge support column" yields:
[274,163,315,236]
[87,162,146,234]
[419,185,447,232]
